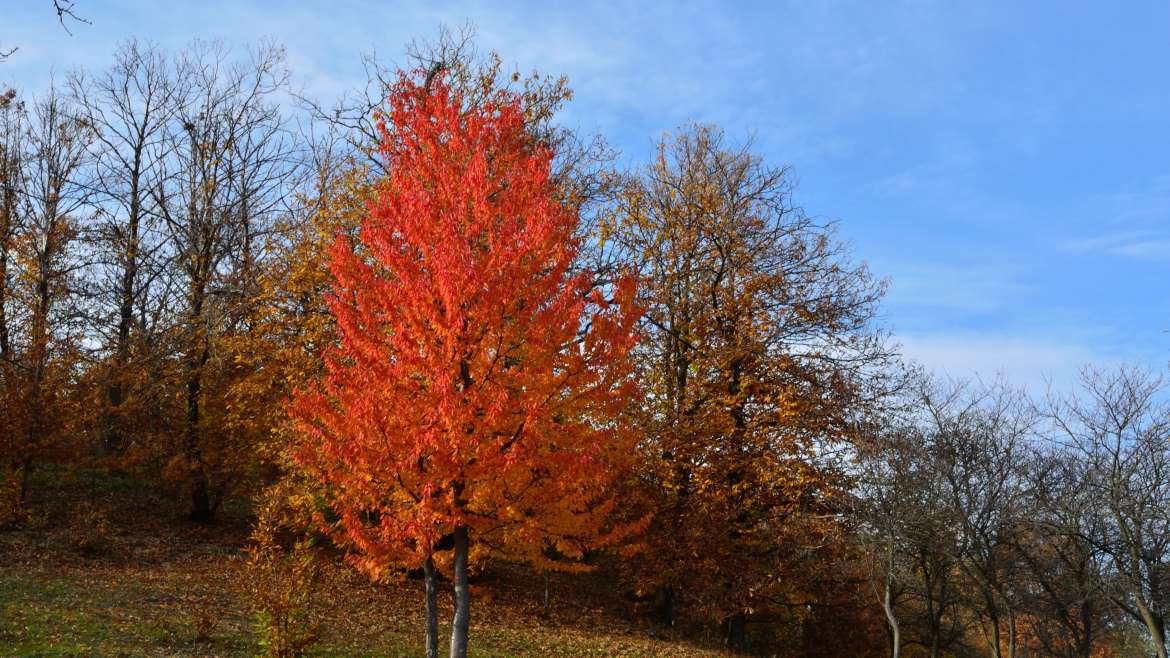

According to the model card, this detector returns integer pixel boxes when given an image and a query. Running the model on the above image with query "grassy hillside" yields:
[0,469,727,657]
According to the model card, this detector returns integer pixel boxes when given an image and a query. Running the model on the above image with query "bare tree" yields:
[858,428,917,658]
[1013,448,1113,658]
[1047,366,1170,658]
[861,428,971,658]
[858,373,976,658]
[69,40,180,456]
[920,377,1033,658]
[0,89,24,377]
[0,85,92,502]
[152,40,301,521]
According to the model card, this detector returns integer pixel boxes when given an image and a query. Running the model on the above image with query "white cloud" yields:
[878,259,1032,315]
[1060,175,1170,261]
[897,331,1110,395]
[1061,230,1170,261]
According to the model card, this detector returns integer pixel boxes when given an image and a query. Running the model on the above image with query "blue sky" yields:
[4,0,1168,390]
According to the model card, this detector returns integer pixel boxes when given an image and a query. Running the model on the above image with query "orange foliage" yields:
[610,125,888,641]
[290,72,643,578]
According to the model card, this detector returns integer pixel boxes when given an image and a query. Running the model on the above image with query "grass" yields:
[0,467,727,657]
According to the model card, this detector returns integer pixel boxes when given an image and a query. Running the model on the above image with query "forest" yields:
[1,22,1169,658]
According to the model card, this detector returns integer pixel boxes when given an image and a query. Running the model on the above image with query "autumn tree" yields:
[151,41,303,521]
[0,85,91,514]
[227,38,626,652]
[68,40,179,458]
[225,33,615,577]
[290,72,641,657]
[235,28,608,472]
[608,124,889,650]
[0,88,26,516]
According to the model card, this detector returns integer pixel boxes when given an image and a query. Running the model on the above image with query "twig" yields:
[53,0,92,36]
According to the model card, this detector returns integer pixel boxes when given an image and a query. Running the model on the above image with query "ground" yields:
[0,468,729,657]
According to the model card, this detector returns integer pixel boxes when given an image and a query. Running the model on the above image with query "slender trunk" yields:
[543,570,550,609]
[882,578,900,658]
[726,612,747,652]
[1079,598,1093,658]
[0,153,16,368]
[878,534,900,658]
[450,525,471,658]
[656,587,675,628]
[1006,608,1016,658]
[17,460,31,505]
[22,242,51,508]
[1142,612,1169,658]
[186,345,211,521]
[1131,569,1167,658]
[0,242,9,365]
[186,283,212,522]
[927,592,942,658]
[104,195,139,456]
[988,614,1003,658]
[928,559,949,658]
[423,556,438,658]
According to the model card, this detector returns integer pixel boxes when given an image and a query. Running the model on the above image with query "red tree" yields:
[290,72,642,658]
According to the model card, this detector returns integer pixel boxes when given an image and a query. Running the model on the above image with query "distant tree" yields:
[290,72,641,658]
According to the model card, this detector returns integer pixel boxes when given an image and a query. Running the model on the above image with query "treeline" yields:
[862,368,1170,658]
[0,30,1166,658]
[1,38,308,523]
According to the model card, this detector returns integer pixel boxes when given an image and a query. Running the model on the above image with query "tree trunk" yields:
[1006,609,1016,658]
[655,587,674,628]
[186,345,213,523]
[189,478,212,522]
[881,579,900,658]
[543,570,550,609]
[879,534,900,658]
[423,555,438,658]
[0,240,9,365]
[185,285,212,522]
[103,188,140,457]
[726,612,746,652]
[450,525,471,658]
[988,614,1003,658]
[1133,583,1167,658]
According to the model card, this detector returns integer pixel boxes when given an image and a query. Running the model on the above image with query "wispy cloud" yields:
[897,331,1110,394]
[882,260,1032,315]
[1061,230,1170,261]
[1112,174,1170,224]
[1060,175,1170,261]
